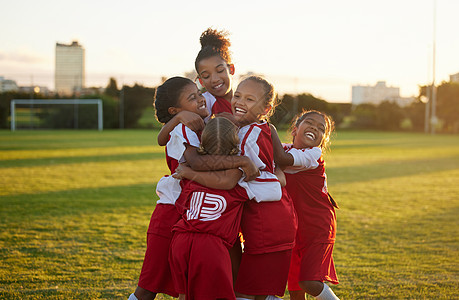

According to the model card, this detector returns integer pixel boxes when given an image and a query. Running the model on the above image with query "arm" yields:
[215,112,238,125]
[270,123,322,169]
[274,167,286,187]
[157,111,205,146]
[269,123,294,168]
[173,163,243,190]
[183,146,259,182]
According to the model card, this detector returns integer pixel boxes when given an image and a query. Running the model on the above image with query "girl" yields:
[231,76,297,300]
[129,76,208,300]
[272,110,340,300]
[169,117,250,300]
[157,28,235,146]
[129,77,256,300]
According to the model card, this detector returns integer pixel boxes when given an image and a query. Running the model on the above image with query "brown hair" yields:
[197,117,239,156]
[238,75,279,121]
[195,28,232,72]
[290,109,335,152]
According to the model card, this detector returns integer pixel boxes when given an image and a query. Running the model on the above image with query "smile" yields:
[235,107,247,114]
[305,132,316,140]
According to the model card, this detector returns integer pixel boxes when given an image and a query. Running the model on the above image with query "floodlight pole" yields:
[10,100,16,131]
[424,85,430,133]
[430,0,437,135]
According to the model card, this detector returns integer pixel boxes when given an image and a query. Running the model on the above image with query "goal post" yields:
[10,99,103,131]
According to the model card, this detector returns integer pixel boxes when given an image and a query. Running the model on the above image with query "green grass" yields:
[0,130,458,299]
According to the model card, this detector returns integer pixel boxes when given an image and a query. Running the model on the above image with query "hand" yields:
[172,163,193,180]
[241,157,260,182]
[274,167,286,187]
[177,111,205,132]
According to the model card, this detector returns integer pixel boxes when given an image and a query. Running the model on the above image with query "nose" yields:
[307,122,318,132]
[211,72,219,83]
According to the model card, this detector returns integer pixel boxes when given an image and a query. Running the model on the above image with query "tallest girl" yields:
[157,28,235,146]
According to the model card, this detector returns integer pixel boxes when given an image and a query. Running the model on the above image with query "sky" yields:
[1,0,458,103]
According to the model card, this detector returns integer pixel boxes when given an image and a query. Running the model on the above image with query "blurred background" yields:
[1,0,458,133]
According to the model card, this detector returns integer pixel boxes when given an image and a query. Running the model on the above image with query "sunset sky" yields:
[1,0,458,102]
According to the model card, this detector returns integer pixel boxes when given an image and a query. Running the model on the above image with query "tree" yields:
[436,82,459,133]
[121,84,155,128]
[404,100,426,132]
[417,82,459,133]
[105,77,119,98]
[349,103,379,129]
[376,101,405,131]
[272,93,346,129]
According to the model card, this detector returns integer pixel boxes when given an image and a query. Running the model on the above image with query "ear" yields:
[228,64,235,75]
[168,106,180,116]
[291,126,298,137]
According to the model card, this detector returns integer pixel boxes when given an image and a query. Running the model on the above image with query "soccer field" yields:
[0,130,458,299]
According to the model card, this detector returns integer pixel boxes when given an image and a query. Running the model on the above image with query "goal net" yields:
[10,99,103,131]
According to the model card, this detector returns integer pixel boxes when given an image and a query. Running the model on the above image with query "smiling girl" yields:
[231,76,297,300]
[271,110,340,300]
[157,28,236,146]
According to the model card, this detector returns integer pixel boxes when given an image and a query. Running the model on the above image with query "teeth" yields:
[235,107,246,114]
[214,83,223,89]
[306,132,315,139]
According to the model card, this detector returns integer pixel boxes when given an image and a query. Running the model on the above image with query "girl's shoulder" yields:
[170,123,200,144]
[238,122,270,140]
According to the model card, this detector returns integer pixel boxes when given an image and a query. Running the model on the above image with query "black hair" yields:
[195,28,232,72]
[290,110,335,152]
[154,76,194,124]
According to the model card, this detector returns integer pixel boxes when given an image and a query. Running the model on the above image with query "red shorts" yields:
[169,232,235,300]
[137,233,178,297]
[235,250,292,296]
[288,242,339,291]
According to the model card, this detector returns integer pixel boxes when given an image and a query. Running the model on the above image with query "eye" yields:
[217,67,225,73]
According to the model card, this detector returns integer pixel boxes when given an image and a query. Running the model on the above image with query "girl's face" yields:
[197,55,234,100]
[292,113,326,149]
[231,80,270,126]
[173,83,209,118]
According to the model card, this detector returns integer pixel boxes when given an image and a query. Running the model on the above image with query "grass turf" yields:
[0,130,458,299]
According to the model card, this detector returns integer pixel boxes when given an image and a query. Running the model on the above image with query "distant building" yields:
[55,41,85,95]
[352,81,401,105]
[0,76,19,92]
[450,72,459,83]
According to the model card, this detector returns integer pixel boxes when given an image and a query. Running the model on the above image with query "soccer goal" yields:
[10,99,103,131]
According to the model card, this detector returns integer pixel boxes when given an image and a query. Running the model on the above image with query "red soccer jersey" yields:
[165,123,201,174]
[203,92,233,117]
[173,180,249,248]
[283,144,337,246]
[238,122,297,254]
[150,124,201,236]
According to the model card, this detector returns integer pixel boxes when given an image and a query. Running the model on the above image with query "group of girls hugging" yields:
[128,28,340,300]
